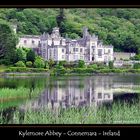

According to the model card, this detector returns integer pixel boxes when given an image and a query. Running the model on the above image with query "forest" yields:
[1,8,140,65]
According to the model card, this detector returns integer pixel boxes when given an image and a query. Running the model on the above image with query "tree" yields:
[77,60,85,68]
[0,19,18,65]
[109,61,114,69]
[48,59,55,69]
[34,56,45,68]
[26,49,35,63]
[56,8,66,36]
[15,48,26,62]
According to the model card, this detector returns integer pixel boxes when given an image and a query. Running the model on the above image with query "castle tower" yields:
[83,27,89,38]
[51,27,60,38]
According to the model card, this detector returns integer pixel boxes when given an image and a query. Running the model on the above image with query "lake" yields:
[0,74,140,124]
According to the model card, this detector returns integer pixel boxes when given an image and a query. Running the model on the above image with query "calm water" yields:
[0,74,140,123]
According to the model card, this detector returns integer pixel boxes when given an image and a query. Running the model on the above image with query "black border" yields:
[0,0,140,7]
[0,3,140,138]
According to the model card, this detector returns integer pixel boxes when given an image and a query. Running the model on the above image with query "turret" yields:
[83,27,89,38]
[51,27,60,38]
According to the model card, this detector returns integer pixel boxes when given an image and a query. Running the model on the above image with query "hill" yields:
[1,8,140,53]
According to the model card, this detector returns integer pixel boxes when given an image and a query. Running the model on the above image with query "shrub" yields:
[58,61,67,66]
[130,55,140,60]
[15,61,26,67]
[28,68,48,72]
[5,67,48,72]
[53,67,67,75]
[26,61,32,67]
[111,69,123,73]
[34,56,45,68]
[48,59,55,69]
[7,67,27,72]
[96,62,107,69]
[72,68,95,73]
[133,63,140,69]
[44,61,49,69]
[88,64,98,69]
[109,61,114,69]
[77,60,85,68]
[122,64,132,69]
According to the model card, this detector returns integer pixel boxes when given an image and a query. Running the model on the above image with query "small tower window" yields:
[62,49,65,53]
[24,40,27,44]
[32,40,35,44]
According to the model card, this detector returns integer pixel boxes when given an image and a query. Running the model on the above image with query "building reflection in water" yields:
[21,77,115,111]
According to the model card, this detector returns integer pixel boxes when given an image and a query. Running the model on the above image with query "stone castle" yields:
[17,27,114,63]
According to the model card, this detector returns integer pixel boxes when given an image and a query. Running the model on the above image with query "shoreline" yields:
[1,72,140,77]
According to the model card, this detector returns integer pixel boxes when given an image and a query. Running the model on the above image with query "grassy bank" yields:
[2,65,140,76]
[0,87,43,110]
[1,101,139,124]
[50,68,140,76]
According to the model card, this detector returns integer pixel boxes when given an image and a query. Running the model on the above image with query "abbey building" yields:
[17,27,114,63]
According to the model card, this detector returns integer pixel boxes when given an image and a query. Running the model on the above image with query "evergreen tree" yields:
[56,8,66,36]
[0,19,18,65]
[26,49,35,63]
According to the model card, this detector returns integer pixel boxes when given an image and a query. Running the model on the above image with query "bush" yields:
[28,68,48,72]
[58,61,67,66]
[88,64,98,69]
[53,67,67,75]
[15,61,26,67]
[77,60,85,68]
[48,59,55,69]
[72,68,95,73]
[7,67,27,72]
[109,61,114,69]
[130,55,140,60]
[44,61,49,69]
[133,63,140,69]
[128,69,140,73]
[5,67,48,72]
[122,64,132,69]
[26,61,33,67]
[34,56,45,68]
[96,62,107,69]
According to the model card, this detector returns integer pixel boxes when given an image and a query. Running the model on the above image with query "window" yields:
[73,48,75,52]
[74,55,78,60]
[75,48,78,52]
[98,93,102,99]
[104,56,108,61]
[108,49,110,53]
[32,40,35,44]
[80,56,83,60]
[98,49,102,57]
[62,55,65,59]
[62,49,65,53]
[80,48,83,52]
[104,94,110,99]
[24,40,27,44]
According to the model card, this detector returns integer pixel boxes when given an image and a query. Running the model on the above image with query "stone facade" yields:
[17,35,40,48]
[17,27,114,63]
[39,27,114,63]
[114,52,135,61]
